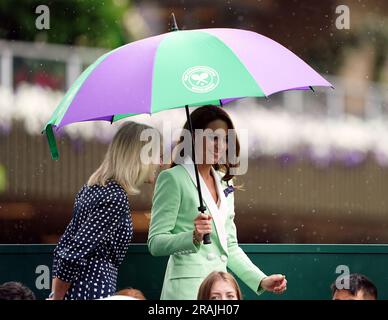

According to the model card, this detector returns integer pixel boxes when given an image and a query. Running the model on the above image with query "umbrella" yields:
[43,14,332,244]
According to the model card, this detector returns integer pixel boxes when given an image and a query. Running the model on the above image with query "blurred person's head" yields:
[88,121,162,195]
[331,273,377,300]
[173,105,240,182]
[0,282,36,300]
[115,287,146,300]
[197,271,242,300]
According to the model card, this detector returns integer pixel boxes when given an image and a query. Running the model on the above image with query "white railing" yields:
[0,39,107,90]
[0,39,387,119]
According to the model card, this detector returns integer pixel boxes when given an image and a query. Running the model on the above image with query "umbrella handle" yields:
[198,205,211,245]
[203,234,211,245]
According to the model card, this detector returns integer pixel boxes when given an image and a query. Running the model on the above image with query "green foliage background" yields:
[0,0,131,48]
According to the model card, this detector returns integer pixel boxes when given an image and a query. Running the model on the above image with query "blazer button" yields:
[220,255,227,262]
[207,253,216,261]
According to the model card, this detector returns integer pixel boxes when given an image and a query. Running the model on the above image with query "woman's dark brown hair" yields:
[197,271,242,300]
[172,105,240,182]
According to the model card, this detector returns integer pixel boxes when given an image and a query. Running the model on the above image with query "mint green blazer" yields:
[147,158,267,300]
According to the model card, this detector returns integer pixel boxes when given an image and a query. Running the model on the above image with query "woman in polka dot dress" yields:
[50,122,161,300]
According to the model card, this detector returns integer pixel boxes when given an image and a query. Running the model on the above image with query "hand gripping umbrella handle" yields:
[198,205,211,245]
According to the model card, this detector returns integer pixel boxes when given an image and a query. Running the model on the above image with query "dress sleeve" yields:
[52,187,84,279]
[53,191,129,283]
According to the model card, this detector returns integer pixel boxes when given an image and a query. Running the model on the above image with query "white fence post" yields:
[327,81,345,118]
[0,48,13,90]
[365,86,382,119]
[283,90,304,113]
[66,53,82,90]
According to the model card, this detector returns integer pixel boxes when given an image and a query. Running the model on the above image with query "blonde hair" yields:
[88,121,160,195]
[197,271,242,300]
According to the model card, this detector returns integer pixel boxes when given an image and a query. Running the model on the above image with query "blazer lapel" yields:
[211,167,229,221]
[180,157,228,253]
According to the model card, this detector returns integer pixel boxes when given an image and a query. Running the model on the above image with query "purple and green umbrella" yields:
[43,17,332,243]
[44,24,332,159]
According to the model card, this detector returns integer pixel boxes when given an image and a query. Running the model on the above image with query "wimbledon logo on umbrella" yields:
[182,66,219,93]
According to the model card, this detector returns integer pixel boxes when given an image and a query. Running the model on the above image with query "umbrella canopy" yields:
[43,21,333,245]
[44,27,332,159]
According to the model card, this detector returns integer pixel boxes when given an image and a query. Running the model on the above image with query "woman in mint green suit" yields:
[148,106,287,300]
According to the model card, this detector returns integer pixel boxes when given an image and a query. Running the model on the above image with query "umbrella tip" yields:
[170,12,179,31]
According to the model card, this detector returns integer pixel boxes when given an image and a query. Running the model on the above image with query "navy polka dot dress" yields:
[52,180,133,300]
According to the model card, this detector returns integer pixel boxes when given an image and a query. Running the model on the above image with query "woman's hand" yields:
[194,213,212,242]
[51,277,71,300]
[260,274,287,294]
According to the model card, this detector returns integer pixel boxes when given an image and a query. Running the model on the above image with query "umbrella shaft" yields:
[185,105,206,211]
[185,105,211,245]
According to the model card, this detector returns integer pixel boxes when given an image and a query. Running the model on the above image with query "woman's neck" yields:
[198,163,212,180]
